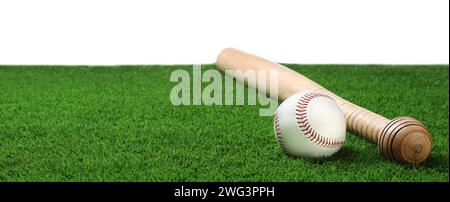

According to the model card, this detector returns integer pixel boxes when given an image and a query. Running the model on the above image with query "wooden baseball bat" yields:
[216,48,431,165]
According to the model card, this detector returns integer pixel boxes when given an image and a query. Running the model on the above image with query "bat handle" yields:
[316,89,432,165]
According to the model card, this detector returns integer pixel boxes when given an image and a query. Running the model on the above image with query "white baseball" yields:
[274,91,346,158]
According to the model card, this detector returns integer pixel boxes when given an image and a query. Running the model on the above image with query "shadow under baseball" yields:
[299,146,363,164]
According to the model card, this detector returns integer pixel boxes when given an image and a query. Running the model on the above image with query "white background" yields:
[0,0,448,65]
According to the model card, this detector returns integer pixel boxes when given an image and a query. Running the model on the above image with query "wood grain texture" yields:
[216,47,432,165]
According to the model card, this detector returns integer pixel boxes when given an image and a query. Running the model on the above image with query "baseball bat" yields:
[216,48,431,165]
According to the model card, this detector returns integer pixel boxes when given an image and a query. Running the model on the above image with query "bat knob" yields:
[378,117,432,165]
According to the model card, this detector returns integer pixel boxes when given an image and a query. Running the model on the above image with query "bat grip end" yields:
[378,117,432,165]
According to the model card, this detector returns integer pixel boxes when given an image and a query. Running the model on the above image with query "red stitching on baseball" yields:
[299,98,312,103]
[304,126,312,134]
[295,92,344,148]
[298,124,308,128]
[315,136,321,144]
[325,139,330,147]
[298,119,308,124]
[295,109,301,112]
[308,131,315,138]
[274,112,289,154]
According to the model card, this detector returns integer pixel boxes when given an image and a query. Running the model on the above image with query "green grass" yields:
[0,64,448,182]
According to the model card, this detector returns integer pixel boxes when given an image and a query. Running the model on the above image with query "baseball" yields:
[274,91,346,158]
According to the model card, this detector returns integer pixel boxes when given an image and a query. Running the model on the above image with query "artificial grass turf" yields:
[0,64,448,182]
